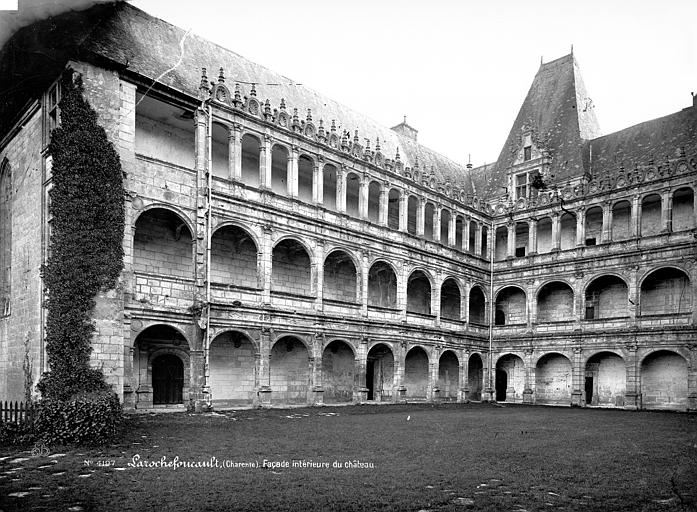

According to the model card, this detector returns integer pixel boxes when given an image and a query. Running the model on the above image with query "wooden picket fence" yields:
[1,400,36,424]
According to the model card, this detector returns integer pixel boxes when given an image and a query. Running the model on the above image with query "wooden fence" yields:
[1,400,36,424]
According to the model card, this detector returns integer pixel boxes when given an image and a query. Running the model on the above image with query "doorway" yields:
[495,369,508,402]
[153,354,184,405]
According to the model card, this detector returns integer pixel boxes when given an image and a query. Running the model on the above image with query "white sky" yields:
[130,0,697,167]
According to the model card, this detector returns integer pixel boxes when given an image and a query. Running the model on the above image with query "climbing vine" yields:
[38,69,125,401]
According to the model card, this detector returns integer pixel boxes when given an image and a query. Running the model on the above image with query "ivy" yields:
[37,69,125,401]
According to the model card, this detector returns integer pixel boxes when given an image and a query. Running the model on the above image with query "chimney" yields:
[391,116,418,141]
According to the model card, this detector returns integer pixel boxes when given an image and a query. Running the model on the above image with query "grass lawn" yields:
[1,403,695,511]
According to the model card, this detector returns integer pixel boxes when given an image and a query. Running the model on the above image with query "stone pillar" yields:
[399,193,408,232]
[463,217,471,252]
[230,123,242,181]
[260,134,272,189]
[288,145,299,197]
[354,338,369,403]
[551,214,561,251]
[258,329,272,406]
[448,211,456,246]
[458,352,469,402]
[528,218,538,255]
[576,208,586,247]
[571,346,584,406]
[661,189,673,232]
[261,226,273,303]
[337,165,347,213]
[360,251,369,316]
[630,195,641,238]
[688,346,697,412]
[313,158,323,204]
[461,282,468,323]
[429,349,439,402]
[474,222,482,255]
[359,175,369,220]
[433,273,442,325]
[378,182,388,226]
[398,262,408,321]
[314,241,324,311]
[417,199,425,236]
[394,343,406,402]
[627,272,638,323]
[601,203,611,243]
[528,286,537,327]
[523,349,534,404]
[624,345,640,410]
[482,351,494,402]
[507,222,515,258]
[311,335,324,405]
[433,207,442,242]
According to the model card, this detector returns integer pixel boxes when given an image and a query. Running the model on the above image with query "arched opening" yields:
[322,163,337,210]
[612,200,631,241]
[322,340,355,403]
[298,154,314,203]
[560,212,576,250]
[135,94,194,168]
[323,250,358,303]
[537,281,574,323]
[535,353,572,405]
[537,217,552,253]
[271,144,289,195]
[368,181,381,223]
[368,261,397,308]
[133,324,190,408]
[0,159,11,315]
[366,343,394,401]
[424,202,435,240]
[515,221,528,257]
[134,208,193,279]
[641,351,688,410]
[641,194,662,236]
[584,275,628,319]
[585,206,603,245]
[467,354,483,400]
[468,286,486,325]
[404,347,429,399]
[407,270,432,315]
[209,331,256,405]
[495,287,527,326]
[270,336,310,404]
[495,226,508,261]
[584,352,625,407]
[211,122,229,178]
[672,187,695,231]
[210,225,258,289]
[455,215,464,249]
[440,209,451,244]
[640,267,691,316]
[495,354,525,402]
[480,226,488,257]
[345,172,360,217]
[468,220,477,253]
[387,189,400,230]
[271,239,312,296]
[240,134,260,187]
[440,278,461,320]
[407,195,418,235]
[437,351,459,400]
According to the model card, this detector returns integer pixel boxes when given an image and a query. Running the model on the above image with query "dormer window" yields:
[523,145,532,161]
[514,169,540,200]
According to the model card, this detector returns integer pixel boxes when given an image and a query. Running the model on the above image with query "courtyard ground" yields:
[0,403,695,511]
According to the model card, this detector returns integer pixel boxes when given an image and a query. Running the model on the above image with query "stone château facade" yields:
[0,3,695,410]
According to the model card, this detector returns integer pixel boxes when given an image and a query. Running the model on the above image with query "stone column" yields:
[507,222,515,258]
[379,182,388,226]
[260,134,272,189]
[337,165,347,213]
[624,344,640,410]
[398,262,408,321]
[258,328,272,406]
[687,346,697,411]
[661,189,673,233]
[399,193,408,232]
[474,222,482,255]
[417,199,425,236]
[311,335,324,405]
[463,217,471,252]
[354,338,369,403]
[576,208,586,247]
[313,158,323,204]
[230,123,242,181]
[458,351,469,402]
[551,214,561,251]
[482,350,494,402]
[394,342,406,402]
[360,251,369,316]
[528,218,538,255]
[627,271,638,324]
[523,349,534,404]
[261,226,273,303]
[448,211,457,246]
[601,203,611,243]
[571,346,584,406]
[630,196,641,238]
[433,207,442,243]
[288,145,299,197]
[314,241,324,311]
[461,282,468,323]
[429,348,439,402]
[359,174,369,220]
[433,273,441,325]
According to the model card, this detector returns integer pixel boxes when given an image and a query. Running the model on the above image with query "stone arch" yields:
[209,330,257,405]
[298,154,314,203]
[535,352,572,405]
[323,249,359,303]
[387,188,400,230]
[322,163,338,210]
[211,121,230,178]
[536,281,574,323]
[322,339,356,403]
[404,346,429,399]
[640,193,662,236]
[407,269,433,315]
[271,237,313,296]
[584,351,625,407]
[407,195,419,235]
[269,335,311,404]
[367,180,381,223]
[640,350,688,410]
[366,342,394,401]
[639,266,692,316]
[672,187,695,231]
[368,260,398,308]
[345,172,360,217]
[133,207,194,279]
[495,353,525,402]
[210,224,259,289]
[467,353,484,400]
[424,202,435,240]
[584,274,629,319]
[271,143,289,195]
[440,277,462,320]
[468,285,486,325]
[437,350,459,400]
[240,132,261,186]
[494,286,527,326]
[611,199,632,240]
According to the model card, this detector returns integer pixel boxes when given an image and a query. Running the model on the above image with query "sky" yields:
[4,0,697,167]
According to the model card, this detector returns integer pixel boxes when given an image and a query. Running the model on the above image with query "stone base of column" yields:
[135,385,153,409]
[312,387,324,405]
[396,385,407,403]
[523,389,534,404]
[458,387,469,403]
[483,387,495,402]
[258,386,272,407]
[354,387,369,404]
[432,388,441,403]
[687,393,697,412]
[571,390,583,407]
[624,392,641,410]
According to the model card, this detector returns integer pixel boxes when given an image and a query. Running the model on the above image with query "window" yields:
[523,146,532,161]
[47,81,61,133]
[514,169,540,200]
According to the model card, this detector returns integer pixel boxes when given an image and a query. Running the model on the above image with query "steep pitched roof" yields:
[0,2,474,192]
[479,54,601,198]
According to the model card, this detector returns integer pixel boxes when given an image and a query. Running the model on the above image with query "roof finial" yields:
[250,83,257,97]
[403,115,407,124]
[218,67,225,84]
[200,67,210,91]
[540,55,543,66]
[570,44,574,56]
